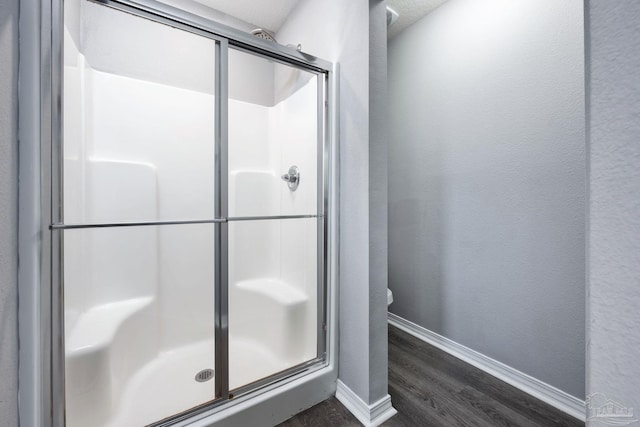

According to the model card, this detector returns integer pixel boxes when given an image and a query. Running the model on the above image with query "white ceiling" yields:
[387,0,449,38]
[194,0,300,32]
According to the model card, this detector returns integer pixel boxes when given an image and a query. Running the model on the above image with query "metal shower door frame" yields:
[34,0,337,425]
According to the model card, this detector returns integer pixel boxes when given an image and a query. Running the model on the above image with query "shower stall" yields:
[50,0,335,425]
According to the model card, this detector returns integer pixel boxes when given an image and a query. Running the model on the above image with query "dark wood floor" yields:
[279,325,583,427]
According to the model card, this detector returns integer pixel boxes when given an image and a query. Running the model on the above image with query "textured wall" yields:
[278,0,372,401]
[388,0,586,398]
[586,0,640,422]
[368,0,389,403]
[0,0,19,422]
[279,0,390,405]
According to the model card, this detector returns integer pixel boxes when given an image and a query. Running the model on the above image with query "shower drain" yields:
[195,368,214,383]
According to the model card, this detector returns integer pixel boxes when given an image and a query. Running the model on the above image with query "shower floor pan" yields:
[65,278,313,426]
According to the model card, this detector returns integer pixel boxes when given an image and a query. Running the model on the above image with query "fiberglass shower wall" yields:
[227,48,319,388]
[62,0,321,425]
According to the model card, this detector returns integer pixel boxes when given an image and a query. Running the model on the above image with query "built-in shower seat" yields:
[65,296,157,426]
[230,278,310,364]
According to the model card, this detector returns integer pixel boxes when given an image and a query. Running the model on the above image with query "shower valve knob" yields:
[281,173,297,183]
[281,166,300,192]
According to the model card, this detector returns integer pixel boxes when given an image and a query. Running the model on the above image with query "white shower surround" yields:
[62,3,320,424]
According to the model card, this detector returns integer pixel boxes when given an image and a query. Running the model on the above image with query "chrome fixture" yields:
[386,6,399,27]
[251,28,276,42]
[281,165,300,192]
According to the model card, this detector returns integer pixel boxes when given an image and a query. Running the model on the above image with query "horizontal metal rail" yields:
[49,214,322,230]
[227,214,320,222]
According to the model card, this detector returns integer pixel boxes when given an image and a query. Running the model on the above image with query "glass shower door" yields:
[226,48,325,390]
[59,1,330,423]
[61,1,220,425]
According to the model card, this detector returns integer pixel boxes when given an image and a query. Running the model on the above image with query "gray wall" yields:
[0,0,19,422]
[388,0,586,398]
[368,0,389,403]
[586,0,640,421]
[279,0,390,406]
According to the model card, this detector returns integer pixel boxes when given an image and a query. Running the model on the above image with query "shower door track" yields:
[93,0,331,72]
[29,0,339,424]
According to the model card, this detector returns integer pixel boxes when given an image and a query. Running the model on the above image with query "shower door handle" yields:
[281,166,300,191]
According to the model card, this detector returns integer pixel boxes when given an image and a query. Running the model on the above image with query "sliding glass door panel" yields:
[62,2,220,426]
[226,48,324,391]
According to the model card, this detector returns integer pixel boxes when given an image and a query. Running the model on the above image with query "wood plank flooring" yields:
[278,325,583,427]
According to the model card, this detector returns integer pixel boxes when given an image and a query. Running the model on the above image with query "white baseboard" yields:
[335,380,397,426]
[388,313,586,422]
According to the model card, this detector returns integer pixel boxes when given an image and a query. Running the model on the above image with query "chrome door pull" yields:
[281,166,300,191]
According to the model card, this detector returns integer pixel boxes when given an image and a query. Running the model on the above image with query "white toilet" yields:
[387,288,393,307]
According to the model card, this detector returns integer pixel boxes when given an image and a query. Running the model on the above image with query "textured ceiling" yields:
[387,0,450,38]
[194,0,300,32]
